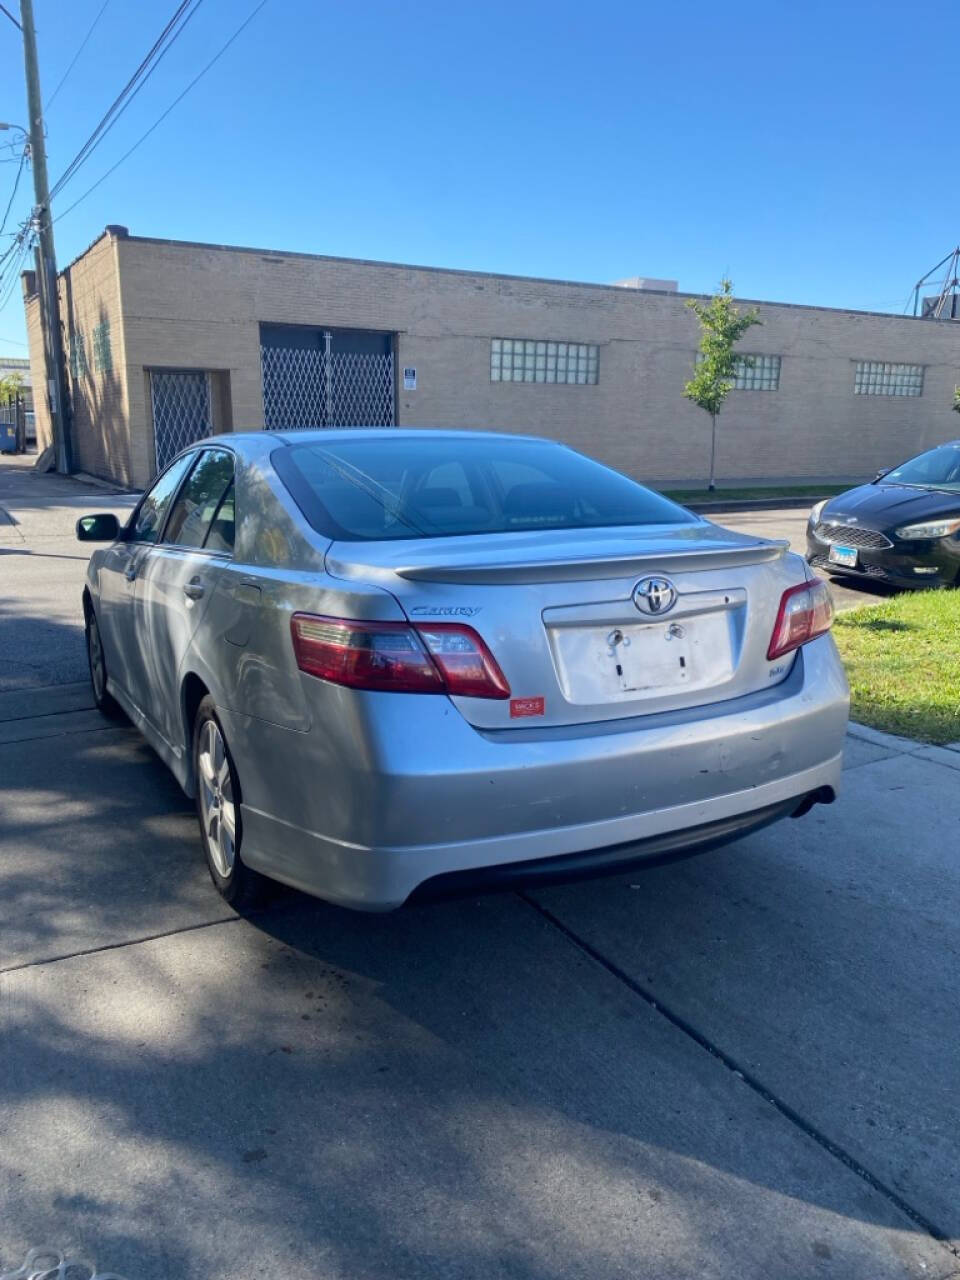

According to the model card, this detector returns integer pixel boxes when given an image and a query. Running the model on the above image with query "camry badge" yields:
[632,576,677,616]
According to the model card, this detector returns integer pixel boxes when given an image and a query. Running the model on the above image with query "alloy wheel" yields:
[88,616,106,702]
[197,718,237,878]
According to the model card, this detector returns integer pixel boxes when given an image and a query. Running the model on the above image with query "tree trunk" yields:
[708,412,718,491]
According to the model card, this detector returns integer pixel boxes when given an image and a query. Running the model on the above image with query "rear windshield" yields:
[884,443,960,493]
[272,436,693,541]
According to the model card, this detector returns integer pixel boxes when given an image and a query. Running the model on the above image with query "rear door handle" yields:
[183,577,206,601]
[124,562,139,582]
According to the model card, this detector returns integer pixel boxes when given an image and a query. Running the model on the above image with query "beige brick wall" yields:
[23,287,51,453]
[58,233,132,485]
[26,231,960,489]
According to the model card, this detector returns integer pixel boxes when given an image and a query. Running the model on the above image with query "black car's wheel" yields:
[84,605,123,719]
[193,694,266,908]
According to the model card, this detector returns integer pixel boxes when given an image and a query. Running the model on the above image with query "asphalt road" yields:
[2,457,958,1280]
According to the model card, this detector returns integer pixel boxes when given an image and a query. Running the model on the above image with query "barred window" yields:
[69,332,88,379]
[92,321,112,374]
[491,338,598,385]
[854,361,923,396]
[734,353,781,391]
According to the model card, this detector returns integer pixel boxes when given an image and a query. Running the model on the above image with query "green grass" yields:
[832,590,960,744]
[664,484,849,504]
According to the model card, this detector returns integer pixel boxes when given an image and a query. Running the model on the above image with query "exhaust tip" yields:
[790,786,836,819]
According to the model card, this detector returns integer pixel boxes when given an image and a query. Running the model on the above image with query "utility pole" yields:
[19,0,70,472]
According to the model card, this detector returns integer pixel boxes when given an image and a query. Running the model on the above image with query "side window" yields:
[203,481,235,554]
[164,450,235,550]
[131,453,195,544]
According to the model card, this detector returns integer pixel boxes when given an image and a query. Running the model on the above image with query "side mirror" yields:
[874,468,891,483]
[76,513,121,542]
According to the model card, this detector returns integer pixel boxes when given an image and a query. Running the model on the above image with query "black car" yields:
[806,440,960,589]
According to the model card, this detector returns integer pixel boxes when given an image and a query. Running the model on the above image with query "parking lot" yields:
[2,457,958,1280]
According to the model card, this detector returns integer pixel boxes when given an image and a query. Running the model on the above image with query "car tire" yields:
[193,695,265,909]
[85,605,124,719]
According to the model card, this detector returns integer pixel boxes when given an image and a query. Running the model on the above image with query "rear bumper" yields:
[806,526,960,588]
[229,635,849,910]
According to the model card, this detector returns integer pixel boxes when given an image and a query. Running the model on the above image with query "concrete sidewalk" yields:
[0,455,136,690]
[2,459,959,1280]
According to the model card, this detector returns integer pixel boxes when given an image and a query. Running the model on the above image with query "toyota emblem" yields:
[632,576,677,616]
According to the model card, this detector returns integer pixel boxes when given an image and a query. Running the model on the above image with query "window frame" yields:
[160,447,237,556]
[733,353,781,391]
[490,337,599,386]
[853,361,925,397]
[125,444,238,554]
[125,450,200,546]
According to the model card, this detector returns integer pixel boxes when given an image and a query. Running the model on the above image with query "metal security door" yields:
[260,325,395,430]
[151,370,213,471]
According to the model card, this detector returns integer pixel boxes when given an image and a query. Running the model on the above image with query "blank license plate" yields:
[828,544,858,567]
[549,613,733,705]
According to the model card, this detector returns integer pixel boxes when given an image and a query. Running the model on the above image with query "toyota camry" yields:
[77,429,849,910]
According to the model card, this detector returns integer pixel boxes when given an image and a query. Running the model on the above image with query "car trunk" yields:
[326,523,800,730]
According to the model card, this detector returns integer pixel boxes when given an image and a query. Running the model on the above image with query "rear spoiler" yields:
[394,540,789,584]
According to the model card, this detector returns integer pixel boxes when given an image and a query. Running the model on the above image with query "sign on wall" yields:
[403,366,417,391]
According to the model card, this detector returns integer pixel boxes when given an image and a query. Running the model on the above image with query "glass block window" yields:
[734,353,781,391]
[854,361,924,396]
[491,338,598,385]
[92,321,112,374]
[69,331,88,379]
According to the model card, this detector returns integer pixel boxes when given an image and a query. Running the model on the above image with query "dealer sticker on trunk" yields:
[510,696,545,718]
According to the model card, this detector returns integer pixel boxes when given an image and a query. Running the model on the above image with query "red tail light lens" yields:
[767,580,834,660]
[291,615,443,692]
[415,623,511,699]
[291,615,511,699]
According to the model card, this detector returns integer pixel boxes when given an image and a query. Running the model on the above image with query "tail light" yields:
[767,580,834,660]
[290,614,511,699]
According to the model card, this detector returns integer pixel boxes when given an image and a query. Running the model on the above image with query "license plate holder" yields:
[828,544,858,567]
[613,621,692,692]
[547,612,734,706]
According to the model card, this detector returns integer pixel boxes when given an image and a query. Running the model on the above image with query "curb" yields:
[682,497,821,514]
[74,471,140,496]
[847,721,960,767]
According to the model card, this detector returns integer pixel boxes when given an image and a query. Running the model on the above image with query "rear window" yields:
[272,436,693,541]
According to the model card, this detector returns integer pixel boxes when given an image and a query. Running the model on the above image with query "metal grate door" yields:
[151,370,213,470]
[327,349,395,426]
[260,327,395,430]
[261,344,326,430]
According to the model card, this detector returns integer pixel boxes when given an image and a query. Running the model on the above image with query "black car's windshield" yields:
[273,436,694,541]
[884,443,960,493]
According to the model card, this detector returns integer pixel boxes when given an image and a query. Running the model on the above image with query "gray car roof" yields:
[226,427,553,450]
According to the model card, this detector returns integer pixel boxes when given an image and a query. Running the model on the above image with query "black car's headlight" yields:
[894,517,960,540]
[809,500,827,524]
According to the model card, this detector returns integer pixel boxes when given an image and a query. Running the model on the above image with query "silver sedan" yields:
[77,429,849,910]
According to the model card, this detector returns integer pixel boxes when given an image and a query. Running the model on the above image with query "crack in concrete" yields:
[519,891,960,1262]
[0,913,240,975]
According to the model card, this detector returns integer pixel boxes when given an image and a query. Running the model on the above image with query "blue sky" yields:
[0,0,955,357]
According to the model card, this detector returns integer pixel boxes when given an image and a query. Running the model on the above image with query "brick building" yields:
[22,225,960,490]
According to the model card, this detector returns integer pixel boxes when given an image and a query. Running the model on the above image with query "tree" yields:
[0,372,23,406]
[953,385,960,415]
[684,279,761,490]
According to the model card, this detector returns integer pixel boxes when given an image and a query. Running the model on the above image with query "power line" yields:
[46,0,112,110]
[55,0,269,224]
[0,238,31,314]
[0,3,21,31]
[0,226,33,316]
[0,148,26,238]
[49,0,200,202]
